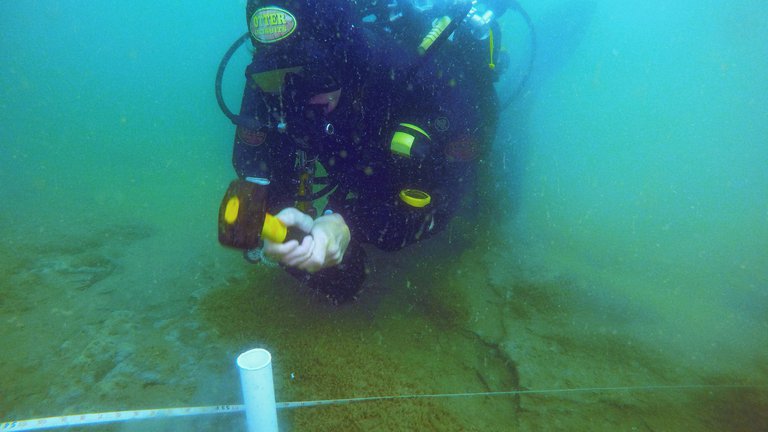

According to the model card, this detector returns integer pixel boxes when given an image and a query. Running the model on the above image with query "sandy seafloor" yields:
[2,2,768,428]
[1,200,766,432]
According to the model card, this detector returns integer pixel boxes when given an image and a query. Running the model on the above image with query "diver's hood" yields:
[246,0,357,75]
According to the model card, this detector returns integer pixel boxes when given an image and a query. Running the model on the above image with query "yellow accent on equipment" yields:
[488,28,496,70]
[262,213,287,243]
[401,123,431,139]
[391,131,415,156]
[418,16,452,55]
[399,189,432,208]
[218,178,292,249]
[224,196,240,224]
[390,123,432,157]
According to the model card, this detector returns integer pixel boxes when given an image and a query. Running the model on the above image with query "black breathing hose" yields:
[215,32,263,130]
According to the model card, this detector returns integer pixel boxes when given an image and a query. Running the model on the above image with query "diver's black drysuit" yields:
[232,1,500,302]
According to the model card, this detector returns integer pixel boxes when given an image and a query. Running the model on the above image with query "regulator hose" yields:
[215,32,263,130]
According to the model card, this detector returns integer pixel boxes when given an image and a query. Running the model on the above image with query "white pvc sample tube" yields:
[237,348,278,432]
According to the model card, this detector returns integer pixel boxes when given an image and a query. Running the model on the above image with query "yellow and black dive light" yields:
[218,178,303,249]
[418,16,453,55]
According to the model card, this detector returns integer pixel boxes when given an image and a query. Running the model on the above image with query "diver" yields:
[223,0,503,303]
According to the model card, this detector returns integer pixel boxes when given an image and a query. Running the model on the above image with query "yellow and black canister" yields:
[218,178,300,249]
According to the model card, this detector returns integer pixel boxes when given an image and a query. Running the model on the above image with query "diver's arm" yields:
[231,78,270,179]
[230,63,298,213]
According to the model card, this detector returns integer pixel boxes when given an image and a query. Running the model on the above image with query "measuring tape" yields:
[2,385,765,431]
[0,405,244,431]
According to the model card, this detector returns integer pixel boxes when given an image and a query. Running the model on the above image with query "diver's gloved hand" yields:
[263,207,350,273]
